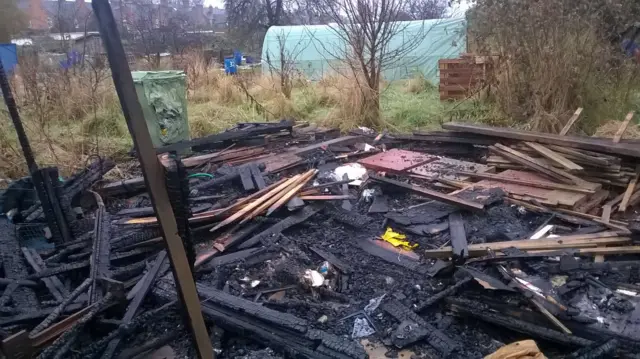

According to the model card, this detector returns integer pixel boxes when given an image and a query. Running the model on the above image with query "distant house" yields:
[17,0,92,32]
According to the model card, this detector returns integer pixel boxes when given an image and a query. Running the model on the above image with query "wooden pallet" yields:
[439,54,495,101]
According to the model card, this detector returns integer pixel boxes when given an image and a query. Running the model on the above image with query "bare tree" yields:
[316,0,431,127]
[264,29,310,98]
[403,0,448,20]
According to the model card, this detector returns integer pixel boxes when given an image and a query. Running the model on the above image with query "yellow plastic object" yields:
[381,227,418,251]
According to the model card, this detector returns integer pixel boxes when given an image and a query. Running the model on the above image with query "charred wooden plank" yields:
[442,122,640,158]
[448,212,468,262]
[447,297,593,347]
[357,239,425,273]
[250,163,266,189]
[414,277,473,312]
[370,174,484,211]
[88,193,111,304]
[237,205,323,249]
[0,302,86,326]
[200,247,270,271]
[382,298,460,356]
[29,278,92,337]
[21,248,66,302]
[0,219,38,308]
[196,284,308,333]
[309,246,353,274]
[239,165,255,191]
[101,251,168,359]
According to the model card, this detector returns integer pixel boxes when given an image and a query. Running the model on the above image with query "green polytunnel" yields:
[261,17,467,84]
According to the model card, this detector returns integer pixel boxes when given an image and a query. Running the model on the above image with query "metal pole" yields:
[89,1,214,358]
[0,60,38,174]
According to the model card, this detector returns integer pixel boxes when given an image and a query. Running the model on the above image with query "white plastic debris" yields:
[351,317,375,338]
[358,126,375,134]
[364,144,375,152]
[617,288,638,297]
[361,188,376,200]
[318,315,328,323]
[364,293,386,315]
[250,280,261,288]
[333,163,367,185]
[304,269,325,287]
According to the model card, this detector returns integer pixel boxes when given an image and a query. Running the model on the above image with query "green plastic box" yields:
[131,71,190,151]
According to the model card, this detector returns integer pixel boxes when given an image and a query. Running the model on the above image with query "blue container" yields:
[234,50,243,65]
[245,55,254,64]
[0,43,18,74]
[224,57,237,74]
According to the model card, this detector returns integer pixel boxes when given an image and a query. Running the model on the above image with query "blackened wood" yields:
[196,284,308,333]
[101,251,168,359]
[309,246,353,274]
[0,219,38,308]
[200,248,267,271]
[29,278,92,337]
[239,165,255,191]
[448,212,468,262]
[237,205,323,249]
[0,302,85,326]
[89,193,111,304]
[340,174,352,211]
[382,298,460,356]
[250,163,266,189]
[448,297,592,347]
[368,195,389,213]
[21,248,65,302]
[414,277,473,312]
[357,239,425,273]
[370,174,484,211]
[442,122,640,158]
[157,120,293,154]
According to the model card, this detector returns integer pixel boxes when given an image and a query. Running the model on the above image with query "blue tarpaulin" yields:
[0,44,18,73]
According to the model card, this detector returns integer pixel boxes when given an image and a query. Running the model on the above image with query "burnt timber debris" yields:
[3,118,640,358]
[3,34,640,359]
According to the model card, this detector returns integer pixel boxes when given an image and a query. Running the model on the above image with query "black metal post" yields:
[90,1,213,358]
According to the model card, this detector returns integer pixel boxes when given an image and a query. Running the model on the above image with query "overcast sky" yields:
[203,0,472,14]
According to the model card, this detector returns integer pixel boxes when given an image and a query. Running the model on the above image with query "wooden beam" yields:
[369,174,484,212]
[559,108,583,136]
[449,212,468,261]
[210,175,301,232]
[266,170,318,216]
[524,142,583,171]
[504,197,628,226]
[456,171,594,194]
[441,122,640,158]
[493,144,590,186]
[613,112,635,143]
[298,195,355,200]
[489,145,573,185]
[424,233,629,259]
[619,166,639,212]
[291,136,362,156]
[529,246,640,256]
[546,145,611,167]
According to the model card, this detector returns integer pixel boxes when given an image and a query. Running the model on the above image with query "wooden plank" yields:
[441,122,640,158]
[341,174,352,211]
[493,144,590,186]
[369,174,484,212]
[458,171,594,194]
[574,189,609,214]
[524,142,583,171]
[299,195,355,200]
[266,170,318,216]
[425,233,629,259]
[619,166,639,212]
[210,176,300,232]
[613,112,635,143]
[448,213,468,261]
[559,108,583,136]
[529,246,640,256]
[291,136,363,156]
[546,146,611,167]
[490,146,573,185]
[358,148,436,173]
[241,171,313,222]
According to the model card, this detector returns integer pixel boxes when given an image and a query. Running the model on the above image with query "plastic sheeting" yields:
[261,18,467,83]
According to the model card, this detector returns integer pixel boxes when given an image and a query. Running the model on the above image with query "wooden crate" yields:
[439,55,495,101]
